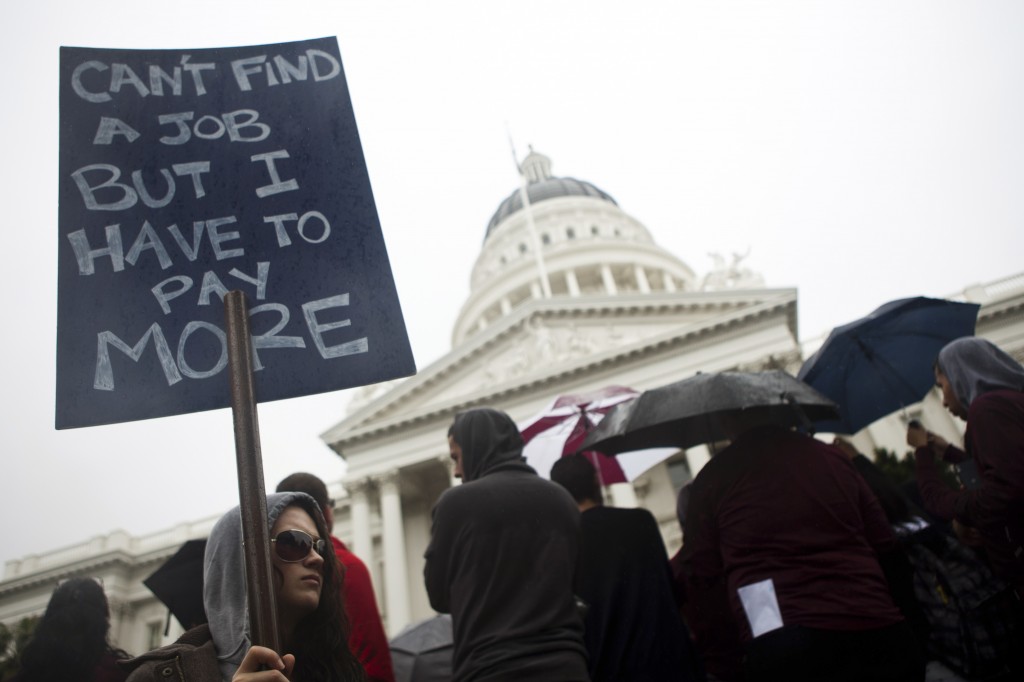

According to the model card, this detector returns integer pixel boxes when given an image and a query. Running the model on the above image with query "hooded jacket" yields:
[915,337,1024,590]
[124,492,329,682]
[424,408,588,681]
[937,337,1024,409]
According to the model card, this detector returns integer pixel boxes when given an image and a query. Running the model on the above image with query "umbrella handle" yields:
[783,392,815,435]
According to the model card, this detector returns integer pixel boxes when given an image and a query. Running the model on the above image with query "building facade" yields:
[3,151,1022,651]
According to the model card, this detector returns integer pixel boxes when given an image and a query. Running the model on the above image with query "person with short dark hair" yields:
[276,472,394,682]
[13,577,129,682]
[425,408,588,681]
[550,454,703,682]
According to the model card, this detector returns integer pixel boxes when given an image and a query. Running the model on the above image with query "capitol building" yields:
[2,150,1022,654]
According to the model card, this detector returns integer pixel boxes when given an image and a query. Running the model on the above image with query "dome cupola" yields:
[485,149,618,242]
[453,151,697,346]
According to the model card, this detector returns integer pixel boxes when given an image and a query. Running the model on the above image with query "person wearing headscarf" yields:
[906,337,1024,594]
[12,577,129,682]
[123,492,366,681]
[423,408,589,681]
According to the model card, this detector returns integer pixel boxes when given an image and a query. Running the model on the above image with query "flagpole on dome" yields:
[508,133,553,299]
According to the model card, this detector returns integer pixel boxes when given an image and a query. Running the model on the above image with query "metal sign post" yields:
[224,290,280,652]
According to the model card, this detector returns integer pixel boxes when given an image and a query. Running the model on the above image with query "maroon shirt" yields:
[914,389,1024,591]
[332,536,395,682]
[94,652,130,682]
[681,426,903,642]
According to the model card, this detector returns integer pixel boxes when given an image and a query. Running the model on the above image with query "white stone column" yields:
[107,595,131,651]
[634,265,651,293]
[530,281,542,299]
[346,478,388,605]
[345,478,374,564]
[439,452,460,488]
[663,271,678,292]
[565,269,580,297]
[601,264,618,295]
[500,297,512,314]
[377,469,410,635]
[608,482,639,508]
[685,445,711,477]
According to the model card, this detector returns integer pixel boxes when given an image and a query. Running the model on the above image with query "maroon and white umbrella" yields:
[519,386,678,485]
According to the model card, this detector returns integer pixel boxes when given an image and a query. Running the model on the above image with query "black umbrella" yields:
[579,370,839,455]
[143,538,207,633]
[797,296,980,434]
[390,614,453,682]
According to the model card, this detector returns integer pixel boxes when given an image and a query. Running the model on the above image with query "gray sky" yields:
[2,1,1023,568]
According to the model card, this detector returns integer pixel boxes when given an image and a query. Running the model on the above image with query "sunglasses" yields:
[271,529,326,563]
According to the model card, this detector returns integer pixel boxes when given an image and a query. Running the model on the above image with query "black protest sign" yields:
[56,37,416,429]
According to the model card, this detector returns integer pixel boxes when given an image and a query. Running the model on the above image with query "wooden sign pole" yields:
[224,290,281,653]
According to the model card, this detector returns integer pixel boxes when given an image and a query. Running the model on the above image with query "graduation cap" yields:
[143,538,207,635]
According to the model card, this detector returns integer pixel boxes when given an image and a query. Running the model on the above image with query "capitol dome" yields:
[485,174,618,241]
[453,150,698,346]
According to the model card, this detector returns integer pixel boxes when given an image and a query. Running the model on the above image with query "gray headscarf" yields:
[203,492,325,681]
[937,337,1024,410]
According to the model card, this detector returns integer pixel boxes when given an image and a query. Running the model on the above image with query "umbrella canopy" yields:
[797,296,980,434]
[390,614,453,682]
[519,386,677,485]
[579,370,839,455]
[143,538,207,632]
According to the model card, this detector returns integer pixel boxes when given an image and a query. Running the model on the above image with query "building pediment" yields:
[322,288,797,455]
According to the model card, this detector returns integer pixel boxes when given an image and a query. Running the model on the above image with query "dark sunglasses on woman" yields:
[271,529,326,562]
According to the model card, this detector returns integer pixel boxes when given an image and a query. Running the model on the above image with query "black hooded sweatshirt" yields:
[424,408,589,681]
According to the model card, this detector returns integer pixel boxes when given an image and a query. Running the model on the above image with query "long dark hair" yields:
[286,499,366,682]
[17,577,127,682]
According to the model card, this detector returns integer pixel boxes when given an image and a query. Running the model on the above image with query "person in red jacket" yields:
[278,473,395,682]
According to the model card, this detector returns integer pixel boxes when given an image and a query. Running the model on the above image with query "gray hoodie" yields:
[204,491,325,681]
[937,337,1024,409]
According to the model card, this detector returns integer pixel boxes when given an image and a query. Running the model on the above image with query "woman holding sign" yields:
[124,492,365,681]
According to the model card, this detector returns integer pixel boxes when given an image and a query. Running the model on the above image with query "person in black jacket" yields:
[424,408,589,682]
[551,454,704,682]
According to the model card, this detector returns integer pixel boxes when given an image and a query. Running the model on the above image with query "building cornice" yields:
[0,550,165,599]
[324,289,797,453]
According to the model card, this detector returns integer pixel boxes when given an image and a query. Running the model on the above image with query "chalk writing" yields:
[93,293,367,390]
[230,49,341,91]
[71,162,212,210]
[57,37,414,429]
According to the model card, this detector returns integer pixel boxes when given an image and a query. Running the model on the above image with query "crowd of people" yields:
[6,336,1022,681]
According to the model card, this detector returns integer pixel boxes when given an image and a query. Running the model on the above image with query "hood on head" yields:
[449,408,525,482]
[937,337,1024,409]
[204,491,326,679]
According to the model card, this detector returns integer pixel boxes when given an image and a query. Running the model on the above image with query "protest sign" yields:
[56,37,416,429]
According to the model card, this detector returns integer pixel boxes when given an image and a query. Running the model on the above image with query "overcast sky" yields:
[2,1,1022,569]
